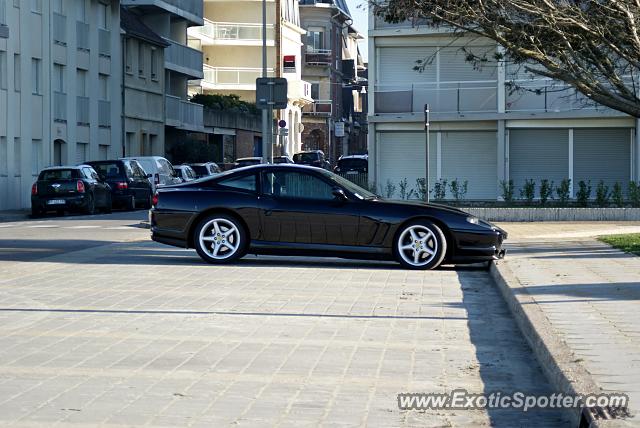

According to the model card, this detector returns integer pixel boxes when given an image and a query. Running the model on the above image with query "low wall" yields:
[462,207,640,222]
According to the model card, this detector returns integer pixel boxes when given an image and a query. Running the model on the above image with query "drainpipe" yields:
[121,35,126,157]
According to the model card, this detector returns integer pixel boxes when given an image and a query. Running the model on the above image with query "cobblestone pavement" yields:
[0,214,569,427]
[496,222,640,424]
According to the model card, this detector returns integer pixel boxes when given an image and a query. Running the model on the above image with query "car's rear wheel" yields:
[126,195,136,211]
[84,194,95,215]
[394,220,447,270]
[193,214,246,264]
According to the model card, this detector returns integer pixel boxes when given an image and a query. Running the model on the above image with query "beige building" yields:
[0,0,123,210]
[188,0,312,157]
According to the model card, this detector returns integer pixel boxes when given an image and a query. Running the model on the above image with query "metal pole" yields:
[261,0,270,163]
[424,104,430,203]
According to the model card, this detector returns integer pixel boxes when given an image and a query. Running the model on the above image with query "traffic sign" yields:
[256,78,288,110]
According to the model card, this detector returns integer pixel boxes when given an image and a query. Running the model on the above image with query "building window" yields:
[77,0,87,22]
[307,30,324,51]
[99,74,108,100]
[150,47,158,80]
[311,83,319,100]
[125,39,134,74]
[0,137,6,176]
[13,0,19,9]
[97,2,109,30]
[32,139,42,175]
[138,44,145,77]
[30,0,41,13]
[77,69,87,97]
[14,54,20,92]
[0,0,6,25]
[53,64,64,93]
[0,52,6,90]
[13,137,20,175]
[31,58,41,94]
[53,0,63,14]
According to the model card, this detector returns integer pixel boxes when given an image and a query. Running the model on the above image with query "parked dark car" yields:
[273,156,294,164]
[150,165,507,270]
[31,166,112,216]
[189,162,222,178]
[293,150,331,169]
[86,160,153,210]
[334,155,368,174]
[234,157,264,168]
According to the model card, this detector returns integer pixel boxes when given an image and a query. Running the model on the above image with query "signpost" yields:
[424,104,430,203]
[256,77,288,162]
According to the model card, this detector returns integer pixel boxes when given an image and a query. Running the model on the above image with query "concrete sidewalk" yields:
[493,222,640,427]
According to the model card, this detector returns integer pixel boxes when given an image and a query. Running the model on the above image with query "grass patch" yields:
[599,234,640,256]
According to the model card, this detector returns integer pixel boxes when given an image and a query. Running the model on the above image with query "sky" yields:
[345,0,368,62]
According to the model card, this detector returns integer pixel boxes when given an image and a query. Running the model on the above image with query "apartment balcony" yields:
[302,100,332,116]
[288,80,313,102]
[98,100,111,127]
[76,96,90,125]
[188,19,275,46]
[164,38,204,79]
[305,48,331,66]
[374,82,498,115]
[98,29,111,57]
[199,65,274,91]
[505,80,608,114]
[120,0,203,26]
[165,95,205,132]
[53,12,66,45]
[53,92,67,122]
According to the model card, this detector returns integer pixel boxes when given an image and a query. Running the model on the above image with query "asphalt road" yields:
[0,211,570,427]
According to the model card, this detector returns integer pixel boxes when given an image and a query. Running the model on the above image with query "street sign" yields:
[335,121,345,137]
[256,78,288,110]
[278,119,287,128]
[278,128,289,136]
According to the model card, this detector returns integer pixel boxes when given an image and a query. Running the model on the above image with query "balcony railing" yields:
[98,29,110,56]
[305,48,331,65]
[165,95,204,131]
[374,82,498,114]
[120,0,203,23]
[303,100,332,115]
[53,12,66,45]
[201,65,274,87]
[76,21,89,51]
[53,92,66,121]
[164,38,204,79]
[76,96,89,124]
[191,19,275,43]
[505,80,604,113]
[98,100,110,127]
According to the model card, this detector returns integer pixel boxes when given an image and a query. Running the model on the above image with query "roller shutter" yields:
[441,131,497,200]
[378,47,437,85]
[509,129,569,191]
[439,47,497,82]
[75,143,87,164]
[377,132,436,198]
[574,128,631,193]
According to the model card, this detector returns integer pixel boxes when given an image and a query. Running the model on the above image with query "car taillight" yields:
[152,192,159,207]
[154,173,160,185]
[116,182,128,190]
[77,180,85,193]
[31,183,38,195]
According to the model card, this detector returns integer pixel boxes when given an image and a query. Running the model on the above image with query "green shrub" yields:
[190,93,259,114]
[629,181,640,208]
[415,178,428,201]
[555,179,571,205]
[449,179,468,203]
[499,180,514,203]
[539,179,553,206]
[399,178,415,200]
[385,180,397,199]
[595,180,610,207]
[520,179,536,206]
[576,180,592,207]
[431,179,448,201]
[612,182,624,208]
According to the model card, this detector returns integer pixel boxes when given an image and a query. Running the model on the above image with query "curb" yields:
[489,261,632,428]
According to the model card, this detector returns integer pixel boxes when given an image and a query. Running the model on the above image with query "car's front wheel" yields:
[193,214,247,264]
[394,220,447,270]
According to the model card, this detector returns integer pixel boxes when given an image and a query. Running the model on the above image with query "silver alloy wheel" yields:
[397,225,438,267]
[198,218,241,260]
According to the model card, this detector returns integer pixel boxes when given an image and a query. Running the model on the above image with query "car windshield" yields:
[319,170,377,200]
[273,157,288,164]
[338,158,367,169]
[191,165,208,176]
[89,162,123,178]
[293,153,318,163]
[39,169,77,180]
[238,159,260,166]
[135,159,155,174]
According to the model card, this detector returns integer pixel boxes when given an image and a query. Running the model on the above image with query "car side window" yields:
[83,167,98,180]
[262,171,334,201]
[123,162,135,178]
[132,162,146,179]
[217,173,257,193]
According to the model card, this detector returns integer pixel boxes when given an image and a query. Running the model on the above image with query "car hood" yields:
[371,198,469,216]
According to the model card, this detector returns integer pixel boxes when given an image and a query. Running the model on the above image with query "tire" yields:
[193,214,247,264]
[84,194,95,215]
[142,193,152,209]
[103,194,112,214]
[394,220,447,270]
[125,195,136,211]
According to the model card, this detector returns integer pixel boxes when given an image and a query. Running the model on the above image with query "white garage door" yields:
[574,128,631,193]
[377,132,436,198]
[509,129,569,191]
[441,131,498,200]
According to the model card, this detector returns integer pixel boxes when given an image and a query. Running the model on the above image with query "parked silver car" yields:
[121,156,181,192]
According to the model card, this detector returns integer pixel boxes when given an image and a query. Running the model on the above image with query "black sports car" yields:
[149,165,507,270]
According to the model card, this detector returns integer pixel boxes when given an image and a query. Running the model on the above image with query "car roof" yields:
[339,155,368,160]
[42,165,85,171]
[85,159,125,164]
[236,157,262,161]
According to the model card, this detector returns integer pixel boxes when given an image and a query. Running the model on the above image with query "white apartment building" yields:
[188,0,312,157]
[368,18,640,200]
[0,0,122,210]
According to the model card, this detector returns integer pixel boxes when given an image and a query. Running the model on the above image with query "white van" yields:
[121,156,182,192]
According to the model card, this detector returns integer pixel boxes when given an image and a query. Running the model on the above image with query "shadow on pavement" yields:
[0,239,114,262]
[515,282,640,302]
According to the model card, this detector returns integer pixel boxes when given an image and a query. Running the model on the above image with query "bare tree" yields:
[372,0,640,117]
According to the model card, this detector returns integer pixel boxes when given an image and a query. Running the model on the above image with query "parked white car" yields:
[174,165,198,182]
[121,156,181,192]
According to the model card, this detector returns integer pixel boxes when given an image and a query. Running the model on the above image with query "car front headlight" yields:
[466,216,479,225]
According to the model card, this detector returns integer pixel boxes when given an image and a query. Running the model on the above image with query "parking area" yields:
[0,213,568,427]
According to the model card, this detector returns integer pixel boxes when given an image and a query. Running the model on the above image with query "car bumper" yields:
[32,195,89,211]
[449,227,507,264]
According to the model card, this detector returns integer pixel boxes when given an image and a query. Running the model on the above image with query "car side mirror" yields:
[332,188,348,202]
